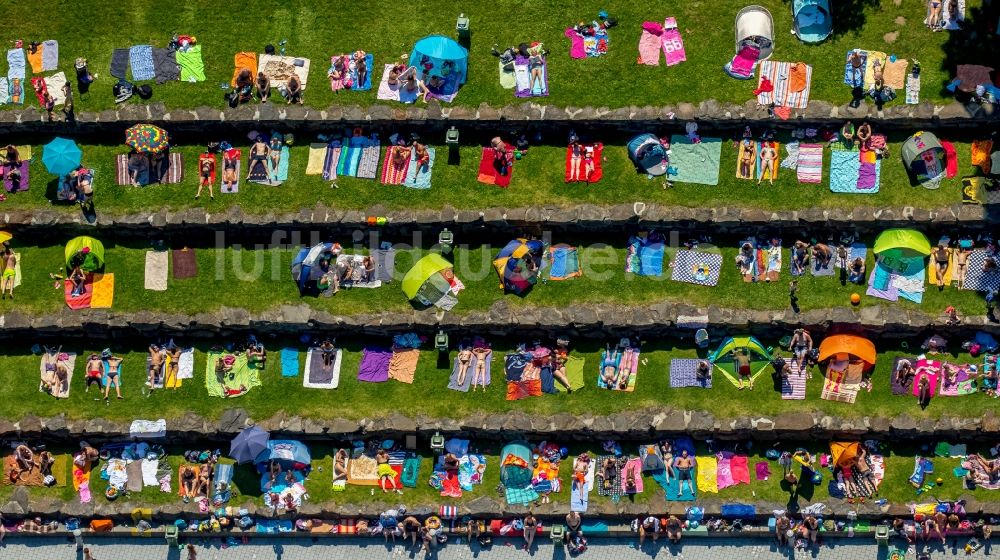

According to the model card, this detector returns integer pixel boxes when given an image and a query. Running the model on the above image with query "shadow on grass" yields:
[937,3,1000,98]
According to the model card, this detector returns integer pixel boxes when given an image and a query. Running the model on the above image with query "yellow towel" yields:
[90,273,115,309]
[27,46,43,74]
[864,51,887,89]
[883,59,908,90]
[928,251,953,285]
[16,145,31,161]
[164,354,182,389]
[697,456,718,493]
[306,143,327,175]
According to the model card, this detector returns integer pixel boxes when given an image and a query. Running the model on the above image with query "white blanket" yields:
[44,72,67,105]
[258,54,311,90]
[141,458,159,486]
[129,418,167,439]
[177,349,194,379]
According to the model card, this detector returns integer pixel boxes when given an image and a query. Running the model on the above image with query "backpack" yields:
[113,80,134,103]
[225,91,239,109]
[137,85,153,100]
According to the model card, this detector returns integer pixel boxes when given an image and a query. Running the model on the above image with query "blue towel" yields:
[6,49,25,80]
[280,348,299,377]
[639,243,664,276]
[661,471,698,501]
[272,146,290,182]
[129,45,155,81]
[402,146,434,189]
[351,53,374,91]
[570,478,589,512]
[720,504,756,518]
[843,51,866,87]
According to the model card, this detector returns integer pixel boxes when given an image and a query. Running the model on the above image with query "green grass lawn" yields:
[3,0,989,113]
[0,438,989,512]
[2,233,989,317]
[7,133,978,216]
[0,337,993,423]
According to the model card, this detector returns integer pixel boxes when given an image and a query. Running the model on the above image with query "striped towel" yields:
[380,146,410,184]
[129,45,155,81]
[357,137,381,180]
[756,61,811,109]
[780,360,807,400]
[336,137,362,177]
[796,144,824,183]
[322,142,341,181]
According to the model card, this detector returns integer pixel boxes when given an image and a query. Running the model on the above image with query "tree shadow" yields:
[937,3,1000,97]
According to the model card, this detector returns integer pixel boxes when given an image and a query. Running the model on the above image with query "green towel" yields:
[556,356,586,392]
[204,351,262,398]
[934,442,951,457]
[953,467,969,477]
[176,45,206,82]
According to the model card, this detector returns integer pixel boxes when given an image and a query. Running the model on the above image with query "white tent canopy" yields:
[735,5,774,60]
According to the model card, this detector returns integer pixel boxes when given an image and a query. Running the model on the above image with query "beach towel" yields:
[697,456,718,493]
[44,72,67,105]
[938,364,977,396]
[305,143,327,175]
[303,347,342,389]
[942,0,966,29]
[596,347,640,391]
[669,358,712,388]
[499,59,516,89]
[755,461,770,480]
[322,141,341,182]
[972,139,993,174]
[756,61,812,109]
[830,150,880,194]
[329,53,373,91]
[477,146,514,187]
[928,249,953,286]
[942,140,958,178]
[39,352,76,398]
[963,249,1000,292]
[129,45,155,81]
[172,248,198,279]
[204,351,262,398]
[126,460,143,493]
[664,470,697,501]
[90,273,115,308]
[546,244,582,280]
[620,458,644,494]
[514,55,548,97]
[863,51,887,89]
[906,73,920,104]
[448,350,492,392]
[0,77,9,104]
[29,77,50,107]
[890,356,918,395]
[380,145,410,184]
[163,152,183,184]
[638,22,662,65]
[175,348,194,382]
[955,64,993,94]
[2,453,67,487]
[565,143,603,183]
[736,141,756,180]
[176,45,206,82]
[626,233,665,276]
[41,40,58,72]
[571,460,595,511]
[557,356,585,392]
[6,49,25,83]
[671,249,723,286]
[728,45,759,78]
[65,274,93,309]
[780,360,807,399]
[219,149,241,193]
[336,136,363,177]
[152,48,180,83]
[796,143,824,183]
[913,359,941,398]
[231,52,257,87]
[565,28,587,59]
[358,346,392,382]
[27,44,43,74]
[2,161,28,193]
[717,454,748,489]
[821,364,863,403]
[883,59,908,90]
[844,50,867,86]
[402,146,434,189]
[668,135,721,185]
[109,48,128,79]
[584,26,609,57]
[358,137,381,180]
[662,18,686,66]
[280,348,299,378]
[258,53,311,90]
[144,251,168,291]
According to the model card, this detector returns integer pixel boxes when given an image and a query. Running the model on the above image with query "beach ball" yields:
[850,293,861,305]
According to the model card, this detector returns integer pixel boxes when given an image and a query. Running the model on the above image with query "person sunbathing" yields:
[166,345,181,381]
[14,445,34,472]
[413,142,430,173]
[623,461,638,493]
[471,345,490,391]
[103,352,123,402]
[328,56,345,86]
[268,136,283,175]
[333,448,348,482]
[569,140,583,181]
[84,353,103,393]
[180,465,198,502]
[918,375,932,409]
[758,141,777,185]
[956,246,971,289]
[848,257,866,284]
[376,448,402,494]
[673,450,695,498]
[658,441,674,482]
[247,343,266,368]
[739,143,754,178]
[355,55,368,89]
[386,63,404,87]
[696,360,712,382]
[549,346,574,393]
[391,144,411,169]
[456,346,473,387]
[572,454,590,500]
[583,145,596,180]
[256,72,270,103]
[147,344,165,389]
[246,136,270,180]
[403,71,419,95]
[196,156,215,200]
[943,364,959,386]
[934,244,951,289]
[598,456,617,491]
[792,241,810,275]
[222,149,238,191]
[895,359,915,387]
[69,264,86,297]
[527,49,544,93]
[286,74,303,105]
[600,344,621,389]
[42,360,68,396]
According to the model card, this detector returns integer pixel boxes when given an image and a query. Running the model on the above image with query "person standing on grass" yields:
[62,81,75,123]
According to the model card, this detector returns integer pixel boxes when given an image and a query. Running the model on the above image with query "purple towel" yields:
[857,162,878,190]
[891,357,917,395]
[2,161,28,192]
[755,461,770,480]
[358,346,392,382]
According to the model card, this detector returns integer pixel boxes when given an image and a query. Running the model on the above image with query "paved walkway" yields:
[0,536,993,560]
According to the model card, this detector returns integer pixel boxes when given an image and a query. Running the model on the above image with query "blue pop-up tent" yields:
[792,0,833,43]
[290,242,336,295]
[409,35,468,95]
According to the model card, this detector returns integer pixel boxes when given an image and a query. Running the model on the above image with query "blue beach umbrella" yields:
[230,425,270,464]
[42,137,82,176]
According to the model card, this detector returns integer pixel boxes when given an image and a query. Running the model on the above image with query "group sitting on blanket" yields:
[127,149,170,187]
[387,132,432,179]
[234,68,301,106]
[59,166,95,212]
[313,245,377,295]
[328,51,369,91]
[514,339,576,392]
[8,443,56,486]
[180,451,217,503]
[490,42,550,92]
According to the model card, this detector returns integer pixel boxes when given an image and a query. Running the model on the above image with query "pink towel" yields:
[731,456,750,485]
[755,461,770,480]
[565,28,586,59]
[638,23,662,65]
[662,19,686,66]
[79,481,91,503]
[620,458,645,494]
[716,455,736,489]
[730,45,759,77]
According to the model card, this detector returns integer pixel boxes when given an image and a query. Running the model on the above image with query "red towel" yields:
[941,140,958,178]
[477,146,513,187]
[29,77,49,106]
[64,275,93,310]
[730,455,751,485]
[565,143,604,183]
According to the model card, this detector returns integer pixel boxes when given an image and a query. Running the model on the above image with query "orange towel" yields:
[788,62,808,93]
[27,46,43,74]
[90,273,115,309]
[972,139,993,174]
[387,348,419,384]
[231,52,257,88]
[73,462,91,491]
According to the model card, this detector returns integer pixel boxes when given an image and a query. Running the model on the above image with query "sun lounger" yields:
[303,347,342,389]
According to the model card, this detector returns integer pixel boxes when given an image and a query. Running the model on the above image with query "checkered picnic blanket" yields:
[595,455,624,500]
[669,358,712,388]
[505,485,539,506]
[671,250,723,287]
[780,360,807,400]
[962,249,1000,292]
[820,366,862,404]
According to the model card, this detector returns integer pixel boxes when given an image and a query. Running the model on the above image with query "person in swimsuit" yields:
[600,344,621,389]
[924,513,946,545]
[0,248,16,300]
[167,345,182,383]
[528,51,544,94]
[196,155,215,200]
[665,515,682,544]
[734,349,753,390]
[355,55,368,89]
[739,141,754,179]
[803,515,819,545]
[268,136,283,177]
[471,345,490,391]
[927,0,943,29]
[792,240,811,275]
[548,344,574,393]
[569,140,583,181]
[3,145,19,167]
[813,243,832,269]
[413,142,430,174]
[84,353,103,392]
[848,256,866,284]
[956,246,972,289]
[256,72,270,103]
[856,122,872,150]
[386,63,403,88]
[376,448,401,494]
[673,450,695,498]
[328,56,345,87]
[391,143,411,170]
[222,150,239,192]
[758,141,777,185]
[894,359,915,388]
[103,350,123,402]
[69,264,86,297]
[318,338,337,371]
[933,244,951,289]
[41,351,67,396]
[246,136,270,180]
[147,344,164,389]
[841,122,856,149]
[522,512,538,551]
[789,329,813,372]
[180,465,198,502]
[333,448,348,483]
[598,456,617,492]
[456,345,473,387]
